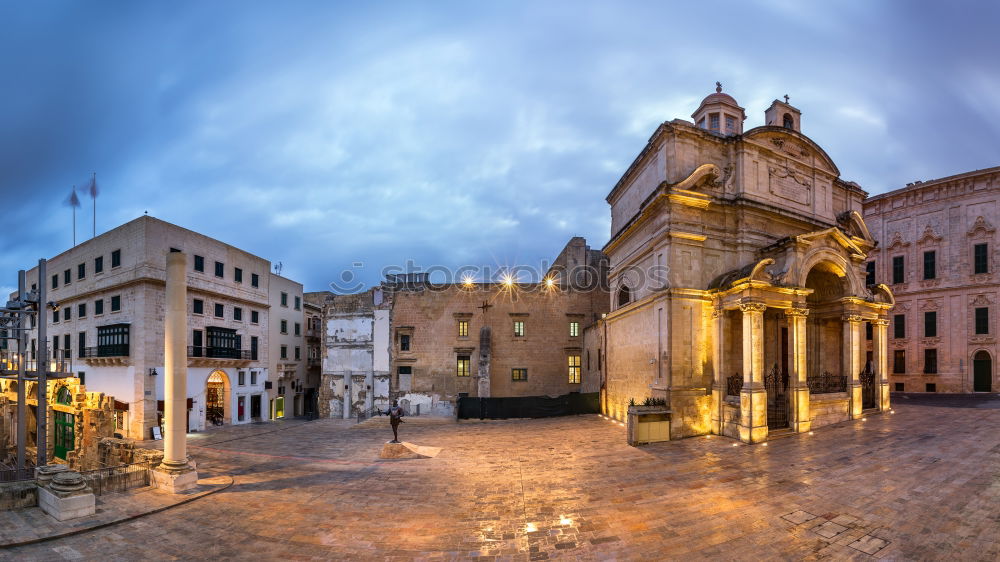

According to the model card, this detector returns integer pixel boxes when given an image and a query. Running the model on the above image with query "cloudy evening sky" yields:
[1,0,998,295]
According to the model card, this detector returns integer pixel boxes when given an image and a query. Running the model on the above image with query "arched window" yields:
[782,113,794,129]
[56,386,72,405]
[617,285,632,307]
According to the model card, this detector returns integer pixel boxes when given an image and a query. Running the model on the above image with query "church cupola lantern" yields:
[765,94,802,132]
[691,82,746,136]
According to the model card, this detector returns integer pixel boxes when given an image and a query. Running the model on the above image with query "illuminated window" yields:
[513,321,525,337]
[275,396,285,418]
[457,355,471,377]
[512,368,527,381]
[568,355,581,384]
[569,322,579,337]
[458,320,469,338]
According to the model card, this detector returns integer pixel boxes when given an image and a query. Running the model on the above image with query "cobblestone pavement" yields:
[3,396,998,561]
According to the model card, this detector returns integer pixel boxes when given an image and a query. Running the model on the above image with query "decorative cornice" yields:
[967,215,996,237]
[785,308,810,317]
[842,314,865,324]
[739,301,767,314]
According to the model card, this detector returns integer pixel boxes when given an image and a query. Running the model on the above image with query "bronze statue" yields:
[383,400,405,443]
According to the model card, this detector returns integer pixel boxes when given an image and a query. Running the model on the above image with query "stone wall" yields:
[809,393,850,429]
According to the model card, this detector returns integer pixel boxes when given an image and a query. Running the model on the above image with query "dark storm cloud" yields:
[1,0,997,294]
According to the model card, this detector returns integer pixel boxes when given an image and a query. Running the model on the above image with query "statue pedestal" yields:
[38,471,95,521]
[152,462,199,494]
[379,441,441,459]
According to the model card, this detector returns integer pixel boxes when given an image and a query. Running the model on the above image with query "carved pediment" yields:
[970,293,994,307]
[919,298,942,311]
[743,128,840,176]
[967,216,996,237]
[886,232,910,251]
[917,225,943,245]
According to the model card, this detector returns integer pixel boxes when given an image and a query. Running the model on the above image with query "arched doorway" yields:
[973,350,992,392]
[206,370,231,426]
[804,263,848,393]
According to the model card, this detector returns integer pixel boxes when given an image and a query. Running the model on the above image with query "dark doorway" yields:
[765,365,789,430]
[250,394,262,421]
[973,351,992,392]
[861,361,877,409]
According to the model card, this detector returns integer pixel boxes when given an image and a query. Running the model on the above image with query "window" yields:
[53,309,59,323]
[400,334,411,351]
[294,322,301,336]
[214,303,224,318]
[251,371,257,385]
[77,303,86,318]
[568,355,581,384]
[234,267,243,283]
[893,314,905,339]
[866,261,875,285]
[294,346,301,360]
[456,355,471,377]
[280,292,288,307]
[251,273,259,287]
[96,324,130,357]
[51,274,58,289]
[64,269,71,284]
[923,251,936,280]
[893,350,906,373]
[193,299,204,314]
[215,261,224,278]
[458,320,469,337]
[78,332,85,359]
[294,296,301,310]
[892,256,905,284]
[512,368,527,381]
[63,334,70,356]
[280,319,288,334]
[618,286,631,307]
[192,330,203,355]
[78,263,85,280]
[251,310,259,324]
[865,322,873,341]
[513,321,525,337]
[194,255,205,272]
[924,349,937,374]
[697,117,706,129]
[94,256,103,274]
[974,243,989,274]
[709,113,719,132]
[110,295,121,312]
[895,382,904,392]
[924,311,937,338]
[783,113,794,129]
[111,249,121,268]
[64,307,71,321]
[570,322,580,337]
[234,307,243,321]
[207,327,239,357]
[926,383,936,392]
[95,299,104,315]
[724,115,735,132]
[238,371,246,386]
[251,336,259,360]
[976,307,989,334]
[275,396,284,418]
[280,345,288,360]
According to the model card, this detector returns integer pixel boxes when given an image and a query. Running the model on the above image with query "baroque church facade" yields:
[602,85,893,443]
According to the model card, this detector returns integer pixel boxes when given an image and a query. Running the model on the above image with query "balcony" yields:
[187,346,254,368]
[0,351,75,377]
[81,344,131,367]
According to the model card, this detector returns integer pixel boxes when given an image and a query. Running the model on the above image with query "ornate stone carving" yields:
[842,314,865,323]
[784,308,810,317]
[916,224,943,245]
[872,318,891,326]
[967,215,996,237]
[919,298,942,310]
[886,231,910,250]
[970,293,994,307]
[768,164,812,203]
[739,301,767,314]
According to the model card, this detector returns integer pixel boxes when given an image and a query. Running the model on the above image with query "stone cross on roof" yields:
[784,94,790,104]
[715,81,722,93]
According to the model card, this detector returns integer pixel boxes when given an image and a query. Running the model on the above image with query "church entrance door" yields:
[973,351,992,392]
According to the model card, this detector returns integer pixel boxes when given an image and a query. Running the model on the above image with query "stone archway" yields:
[206,370,231,426]
[804,262,848,389]
[973,350,992,392]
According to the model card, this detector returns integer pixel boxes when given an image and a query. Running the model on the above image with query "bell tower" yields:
[691,82,746,136]
[765,94,802,132]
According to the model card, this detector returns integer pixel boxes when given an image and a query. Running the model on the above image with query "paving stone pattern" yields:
[2,397,998,560]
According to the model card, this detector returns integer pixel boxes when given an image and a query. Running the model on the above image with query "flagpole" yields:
[92,172,96,238]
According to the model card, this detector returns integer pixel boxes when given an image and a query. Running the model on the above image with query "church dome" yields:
[691,82,746,135]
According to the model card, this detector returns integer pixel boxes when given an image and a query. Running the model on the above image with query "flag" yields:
[65,188,81,208]
[85,174,99,198]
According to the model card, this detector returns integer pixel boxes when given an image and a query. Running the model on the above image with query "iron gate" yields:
[764,365,789,430]
[860,364,877,409]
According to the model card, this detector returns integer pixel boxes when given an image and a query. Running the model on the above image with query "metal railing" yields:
[0,353,74,375]
[807,371,847,394]
[726,373,743,396]
[0,466,35,483]
[79,460,154,496]
[188,346,252,360]
[81,344,130,358]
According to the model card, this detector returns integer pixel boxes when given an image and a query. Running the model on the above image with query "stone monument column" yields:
[873,317,891,412]
[785,307,811,433]
[153,251,199,493]
[739,301,767,443]
[710,307,725,435]
[843,314,865,419]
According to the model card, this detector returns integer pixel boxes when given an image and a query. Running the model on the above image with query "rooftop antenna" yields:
[274,262,283,276]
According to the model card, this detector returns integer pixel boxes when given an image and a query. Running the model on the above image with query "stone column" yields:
[873,317,891,412]
[710,306,725,435]
[343,374,352,419]
[843,314,865,419]
[785,307,811,433]
[739,301,767,443]
[153,251,198,493]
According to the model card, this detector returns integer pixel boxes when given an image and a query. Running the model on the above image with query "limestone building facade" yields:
[863,166,1000,393]
[13,216,290,439]
[603,85,893,443]
[268,273,310,418]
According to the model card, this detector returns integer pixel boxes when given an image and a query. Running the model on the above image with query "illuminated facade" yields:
[602,86,893,443]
